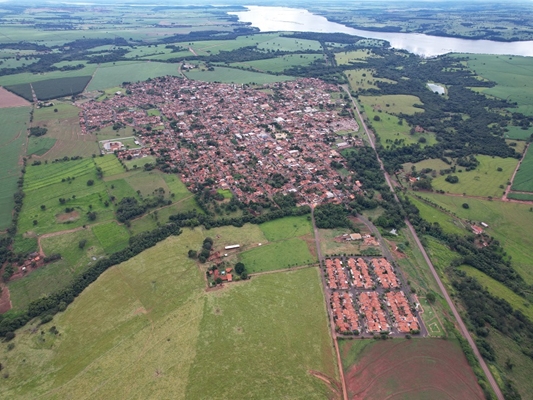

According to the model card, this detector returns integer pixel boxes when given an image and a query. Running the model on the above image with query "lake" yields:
[229,6,533,57]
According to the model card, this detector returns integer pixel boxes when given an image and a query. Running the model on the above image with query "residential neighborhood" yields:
[79,77,363,206]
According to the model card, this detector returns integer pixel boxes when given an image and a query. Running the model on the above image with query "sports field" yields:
[341,339,484,399]
[0,231,337,399]
[511,145,533,192]
[0,107,30,229]
[430,155,519,198]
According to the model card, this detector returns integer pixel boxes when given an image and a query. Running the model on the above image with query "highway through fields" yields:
[341,85,505,400]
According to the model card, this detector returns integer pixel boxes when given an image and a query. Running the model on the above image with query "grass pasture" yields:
[341,339,484,400]
[92,222,130,254]
[184,66,294,84]
[26,136,56,156]
[407,195,468,236]
[0,107,30,229]
[464,54,533,116]
[335,49,379,65]
[459,265,533,322]
[418,193,533,284]
[239,238,316,273]
[345,68,396,91]
[359,94,424,115]
[229,53,322,73]
[505,126,533,140]
[430,155,519,198]
[511,145,533,192]
[1,231,336,399]
[9,228,106,310]
[257,37,322,52]
[18,158,115,235]
[86,62,181,92]
[259,214,312,241]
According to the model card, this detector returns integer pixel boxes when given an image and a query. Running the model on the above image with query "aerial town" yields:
[79,77,362,206]
[326,257,421,336]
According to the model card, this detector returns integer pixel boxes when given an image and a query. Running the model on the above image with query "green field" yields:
[358,95,435,147]
[403,158,451,174]
[459,265,533,322]
[346,68,396,91]
[511,145,533,192]
[92,221,130,254]
[175,33,281,56]
[9,228,106,310]
[505,126,533,140]
[0,64,98,87]
[407,195,468,236]
[123,155,156,170]
[257,37,322,52]
[430,155,519,198]
[86,62,181,92]
[229,53,323,73]
[335,49,378,65]
[418,193,533,284]
[0,107,30,229]
[508,192,533,201]
[184,66,294,84]
[26,136,56,156]
[464,55,533,115]
[259,214,313,241]
[1,231,336,399]
[239,238,316,273]
[18,158,117,235]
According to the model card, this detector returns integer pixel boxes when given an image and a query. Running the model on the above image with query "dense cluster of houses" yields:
[325,257,420,335]
[78,77,363,206]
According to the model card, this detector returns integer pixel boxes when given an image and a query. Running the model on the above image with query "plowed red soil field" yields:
[0,87,30,108]
[344,339,485,400]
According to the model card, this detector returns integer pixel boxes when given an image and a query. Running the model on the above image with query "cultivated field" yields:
[430,155,519,198]
[341,339,485,399]
[511,145,533,192]
[1,232,337,399]
[0,86,30,108]
[0,107,30,229]
[6,76,92,101]
[86,62,181,92]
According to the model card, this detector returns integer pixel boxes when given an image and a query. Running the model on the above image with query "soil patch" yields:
[56,210,80,223]
[0,86,31,108]
[345,339,484,400]
[0,284,12,313]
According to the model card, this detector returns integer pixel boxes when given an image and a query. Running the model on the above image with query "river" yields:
[229,6,533,57]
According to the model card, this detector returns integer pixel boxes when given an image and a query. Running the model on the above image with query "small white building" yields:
[224,244,240,250]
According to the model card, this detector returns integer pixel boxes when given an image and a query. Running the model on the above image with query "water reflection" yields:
[230,6,533,57]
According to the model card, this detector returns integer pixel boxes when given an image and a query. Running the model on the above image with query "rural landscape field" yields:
[0,1,533,399]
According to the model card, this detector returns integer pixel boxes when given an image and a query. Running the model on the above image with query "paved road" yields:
[311,209,348,400]
[342,86,504,400]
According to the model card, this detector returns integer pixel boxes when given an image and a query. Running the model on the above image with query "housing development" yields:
[79,77,361,205]
[326,257,422,336]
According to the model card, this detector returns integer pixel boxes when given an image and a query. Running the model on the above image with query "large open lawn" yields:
[259,214,312,241]
[0,231,337,399]
[430,155,519,198]
[418,192,533,284]
[335,49,379,65]
[511,145,533,192]
[0,107,30,229]
[346,68,396,91]
[239,238,316,273]
[341,339,484,399]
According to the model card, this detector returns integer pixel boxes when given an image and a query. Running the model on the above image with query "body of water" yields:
[229,6,533,57]
[427,83,446,95]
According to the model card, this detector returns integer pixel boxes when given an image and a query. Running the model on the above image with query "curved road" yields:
[342,85,504,400]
